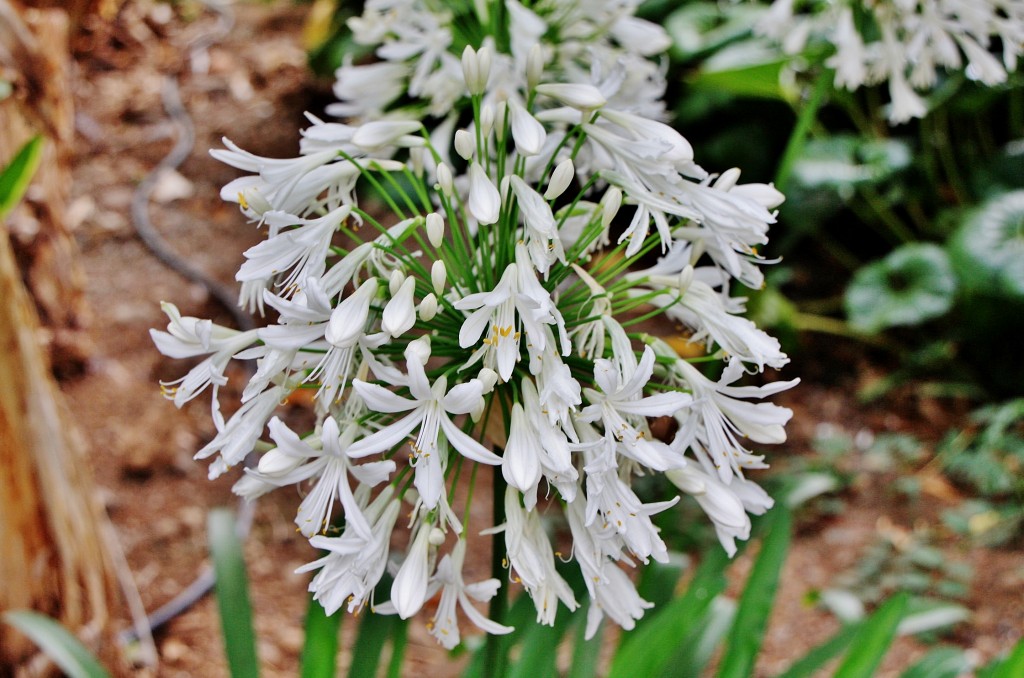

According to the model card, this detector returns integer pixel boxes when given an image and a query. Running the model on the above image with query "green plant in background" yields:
[941,399,1024,546]
[0,135,43,220]
[8,502,1023,677]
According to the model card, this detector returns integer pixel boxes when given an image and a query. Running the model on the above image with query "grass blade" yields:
[0,135,44,219]
[348,611,393,678]
[385,616,408,678]
[717,505,792,678]
[567,602,602,678]
[508,605,573,678]
[899,646,970,678]
[209,508,260,678]
[833,592,909,678]
[984,636,1024,678]
[300,595,343,678]
[775,623,861,678]
[2,610,110,678]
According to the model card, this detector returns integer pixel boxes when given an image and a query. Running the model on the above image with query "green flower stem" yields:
[775,67,832,193]
[928,108,970,205]
[858,186,916,244]
[486,456,509,678]
[790,311,895,350]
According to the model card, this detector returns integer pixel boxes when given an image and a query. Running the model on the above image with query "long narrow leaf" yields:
[385,617,408,678]
[348,611,393,678]
[988,636,1024,678]
[508,605,573,678]
[0,135,44,218]
[209,508,260,678]
[567,602,602,678]
[717,505,792,678]
[301,595,343,678]
[607,545,731,678]
[2,610,110,678]
[833,593,909,678]
[899,646,970,678]
[775,623,861,678]
[635,559,686,629]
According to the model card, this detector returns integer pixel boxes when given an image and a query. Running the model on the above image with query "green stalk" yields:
[775,68,832,193]
[485,462,509,678]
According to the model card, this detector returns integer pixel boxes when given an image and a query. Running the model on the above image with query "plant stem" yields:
[775,68,832,193]
[485,460,509,678]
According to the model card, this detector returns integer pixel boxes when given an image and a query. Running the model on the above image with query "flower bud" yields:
[535,83,606,110]
[436,163,453,195]
[601,186,622,229]
[428,527,446,546]
[477,367,498,392]
[426,212,444,248]
[480,104,495,140]
[418,293,438,322]
[476,45,492,92]
[714,167,742,192]
[462,46,480,94]
[431,260,447,295]
[544,158,574,200]
[527,43,544,91]
[325,278,378,347]
[352,120,423,150]
[454,129,475,161]
[388,269,406,296]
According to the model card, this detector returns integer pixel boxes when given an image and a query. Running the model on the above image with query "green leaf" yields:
[0,135,44,219]
[791,135,912,194]
[300,594,343,678]
[567,602,602,678]
[607,546,731,678]
[833,593,910,678]
[776,623,861,678]
[845,243,958,333]
[899,646,970,678]
[348,611,394,678]
[689,41,792,100]
[634,559,685,627]
[2,610,110,678]
[988,635,1024,678]
[948,190,1024,299]
[508,607,572,678]
[209,508,260,678]
[717,505,792,678]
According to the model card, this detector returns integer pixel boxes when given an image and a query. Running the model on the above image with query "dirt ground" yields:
[49,1,1023,676]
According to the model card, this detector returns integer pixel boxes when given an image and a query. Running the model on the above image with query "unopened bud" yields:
[418,293,438,322]
[715,167,741,192]
[455,129,475,161]
[477,367,498,392]
[678,265,694,295]
[601,186,622,229]
[462,46,480,94]
[431,260,447,295]
[480,104,494,140]
[426,213,444,248]
[544,159,574,200]
[428,527,446,546]
[389,269,406,296]
[527,44,544,91]
[436,163,453,195]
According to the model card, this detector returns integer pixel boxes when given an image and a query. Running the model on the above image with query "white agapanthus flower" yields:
[153,3,797,652]
[757,0,1024,124]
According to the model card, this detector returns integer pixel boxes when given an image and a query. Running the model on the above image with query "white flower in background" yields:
[153,0,798,650]
[757,0,1024,123]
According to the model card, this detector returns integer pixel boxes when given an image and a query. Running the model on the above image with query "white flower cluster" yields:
[332,0,671,122]
[152,3,797,649]
[758,0,1024,123]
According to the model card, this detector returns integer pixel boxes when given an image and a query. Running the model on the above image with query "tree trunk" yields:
[0,2,119,671]
[0,3,92,375]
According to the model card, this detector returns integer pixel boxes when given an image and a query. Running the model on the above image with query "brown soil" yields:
[52,2,1023,676]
